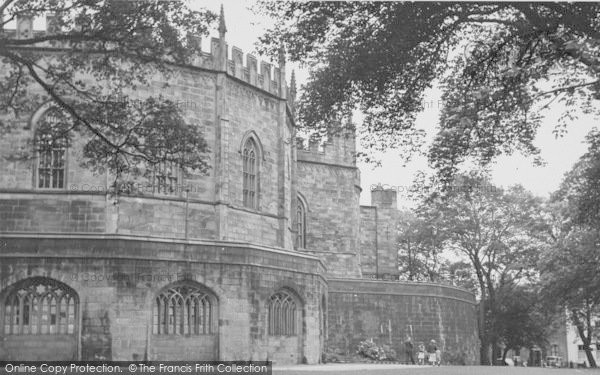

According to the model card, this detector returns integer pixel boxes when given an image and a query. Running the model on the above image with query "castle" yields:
[0,9,479,364]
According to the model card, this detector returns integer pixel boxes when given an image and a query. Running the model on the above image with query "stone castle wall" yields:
[0,13,480,365]
[295,133,362,277]
[358,206,377,276]
[0,236,326,363]
[359,188,402,278]
[327,279,480,365]
[0,52,292,249]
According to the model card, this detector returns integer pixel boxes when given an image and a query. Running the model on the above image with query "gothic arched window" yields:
[153,283,215,335]
[242,138,259,208]
[268,290,298,336]
[2,277,78,335]
[296,196,307,249]
[35,108,68,189]
[153,160,181,195]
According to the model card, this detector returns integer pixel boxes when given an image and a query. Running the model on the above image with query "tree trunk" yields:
[571,309,598,368]
[480,340,491,366]
[584,346,597,368]
[475,264,490,365]
[492,341,502,366]
[502,347,510,362]
[477,299,491,365]
[407,240,413,281]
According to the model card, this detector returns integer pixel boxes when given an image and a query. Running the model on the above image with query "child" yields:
[427,339,437,366]
[417,342,426,365]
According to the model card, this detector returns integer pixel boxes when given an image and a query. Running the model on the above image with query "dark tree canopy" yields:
[542,133,600,368]
[0,0,216,184]
[540,226,600,368]
[411,172,549,364]
[492,284,555,362]
[553,130,600,227]
[257,2,600,181]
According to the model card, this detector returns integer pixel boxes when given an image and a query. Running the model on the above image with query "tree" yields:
[554,129,600,228]
[396,210,447,282]
[540,227,600,368]
[414,173,548,364]
[542,137,600,368]
[257,3,600,181]
[444,260,478,295]
[0,0,216,185]
[492,284,554,363]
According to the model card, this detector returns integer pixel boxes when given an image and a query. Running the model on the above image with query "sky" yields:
[196,1,595,207]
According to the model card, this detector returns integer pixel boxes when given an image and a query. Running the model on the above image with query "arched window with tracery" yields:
[153,283,215,335]
[242,137,258,209]
[35,108,69,189]
[268,290,299,336]
[296,196,307,249]
[153,160,181,195]
[2,277,78,335]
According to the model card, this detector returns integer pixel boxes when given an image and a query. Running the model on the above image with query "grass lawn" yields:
[273,364,600,375]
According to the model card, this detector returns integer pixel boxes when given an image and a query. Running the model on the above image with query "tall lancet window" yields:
[35,108,68,189]
[242,138,258,209]
[296,196,307,249]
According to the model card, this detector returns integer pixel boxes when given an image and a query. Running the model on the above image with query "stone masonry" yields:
[0,9,479,364]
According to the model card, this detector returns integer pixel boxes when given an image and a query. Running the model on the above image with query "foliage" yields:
[492,284,555,359]
[396,210,480,294]
[396,210,447,282]
[554,129,600,228]
[542,132,600,368]
[410,172,549,363]
[356,339,396,361]
[540,223,600,367]
[258,2,600,181]
[0,0,216,185]
[443,260,479,295]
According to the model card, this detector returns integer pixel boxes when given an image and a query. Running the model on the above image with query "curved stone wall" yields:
[326,279,480,365]
[0,235,327,364]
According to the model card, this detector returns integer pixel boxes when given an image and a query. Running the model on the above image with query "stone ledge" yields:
[0,235,328,280]
[328,278,476,304]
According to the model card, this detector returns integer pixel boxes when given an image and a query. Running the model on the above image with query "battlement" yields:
[205,38,285,97]
[2,11,295,104]
[296,129,357,168]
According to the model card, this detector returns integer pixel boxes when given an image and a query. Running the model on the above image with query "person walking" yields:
[404,334,415,364]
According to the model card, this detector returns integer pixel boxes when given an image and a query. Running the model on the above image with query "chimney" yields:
[46,12,60,34]
[17,14,33,39]
[371,188,397,209]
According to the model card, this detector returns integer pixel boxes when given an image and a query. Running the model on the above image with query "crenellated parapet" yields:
[296,129,357,168]
[3,11,292,102]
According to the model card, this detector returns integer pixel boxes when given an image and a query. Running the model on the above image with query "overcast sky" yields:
[193,1,597,208]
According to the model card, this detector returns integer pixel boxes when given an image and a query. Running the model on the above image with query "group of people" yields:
[404,335,441,366]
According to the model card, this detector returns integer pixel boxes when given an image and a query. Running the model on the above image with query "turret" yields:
[296,117,357,168]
